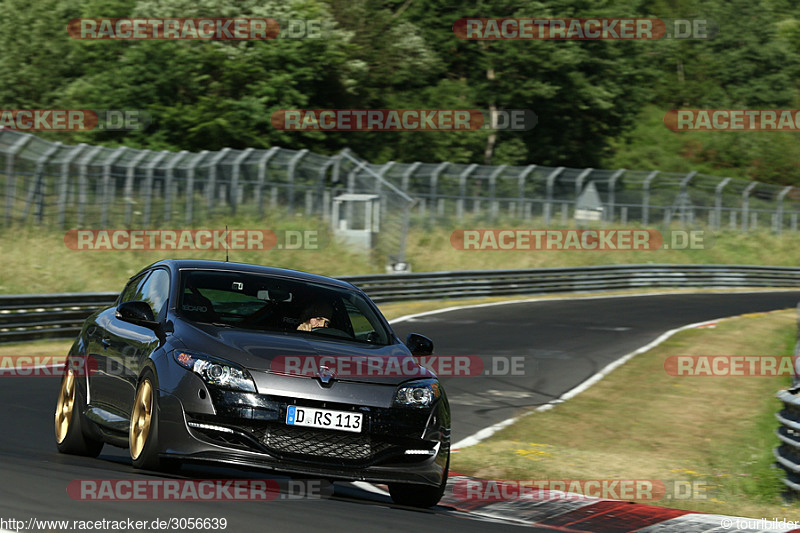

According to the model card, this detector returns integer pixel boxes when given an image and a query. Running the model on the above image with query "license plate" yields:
[286,405,362,433]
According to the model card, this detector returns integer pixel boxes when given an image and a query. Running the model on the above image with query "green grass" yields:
[2,211,800,294]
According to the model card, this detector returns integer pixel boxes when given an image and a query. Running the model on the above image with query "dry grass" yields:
[452,309,799,518]
[3,213,800,295]
[0,340,72,357]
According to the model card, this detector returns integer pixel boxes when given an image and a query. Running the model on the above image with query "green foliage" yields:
[2,0,800,183]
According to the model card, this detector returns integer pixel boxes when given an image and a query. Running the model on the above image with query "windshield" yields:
[176,269,392,345]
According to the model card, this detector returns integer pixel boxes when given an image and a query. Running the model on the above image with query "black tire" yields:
[54,369,104,457]
[130,369,169,471]
[389,454,449,508]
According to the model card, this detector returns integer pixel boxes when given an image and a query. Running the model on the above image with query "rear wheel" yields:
[54,368,104,457]
[388,454,449,508]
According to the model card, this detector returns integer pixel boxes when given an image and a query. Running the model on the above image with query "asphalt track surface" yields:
[1,291,798,532]
[392,291,800,443]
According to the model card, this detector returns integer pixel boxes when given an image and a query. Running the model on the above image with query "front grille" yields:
[260,425,394,462]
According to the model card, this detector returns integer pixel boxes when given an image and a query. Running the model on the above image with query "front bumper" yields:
[156,387,450,487]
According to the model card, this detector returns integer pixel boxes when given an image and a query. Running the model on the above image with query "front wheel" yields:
[54,368,104,457]
[130,370,169,470]
[388,455,449,508]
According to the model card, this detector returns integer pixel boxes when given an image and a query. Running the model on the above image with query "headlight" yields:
[394,379,441,408]
[173,351,256,393]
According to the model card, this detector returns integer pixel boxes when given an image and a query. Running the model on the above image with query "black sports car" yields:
[54,259,450,507]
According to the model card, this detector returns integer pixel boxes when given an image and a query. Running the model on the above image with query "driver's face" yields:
[307,316,331,328]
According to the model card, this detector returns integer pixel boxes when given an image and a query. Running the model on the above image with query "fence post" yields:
[230,148,254,216]
[142,151,169,226]
[57,144,88,229]
[606,168,625,223]
[427,162,449,223]
[332,149,345,186]
[518,165,537,220]
[544,167,565,226]
[77,145,104,227]
[641,170,658,226]
[185,151,208,225]
[24,142,62,225]
[401,162,421,200]
[255,147,280,218]
[457,164,478,220]
[574,167,592,221]
[678,170,697,227]
[575,167,593,198]
[4,133,33,226]
[377,161,395,221]
[318,155,336,222]
[205,148,231,214]
[713,177,731,232]
[776,186,793,236]
[741,182,757,232]
[488,164,506,221]
[344,157,362,221]
[287,149,309,215]
[97,147,127,228]
[124,150,151,226]
[163,150,187,224]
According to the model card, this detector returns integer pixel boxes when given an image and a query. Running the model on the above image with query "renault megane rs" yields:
[54,259,450,508]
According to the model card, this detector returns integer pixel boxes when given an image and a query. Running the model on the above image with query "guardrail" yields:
[2,264,800,344]
[350,264,800,302]
[775,387,800,495]
[774,303,800,496]
[0,292,118,343]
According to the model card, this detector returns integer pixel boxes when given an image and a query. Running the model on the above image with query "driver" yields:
[297,301,334,332]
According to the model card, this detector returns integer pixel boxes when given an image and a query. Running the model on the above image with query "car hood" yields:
[176,321,435,386]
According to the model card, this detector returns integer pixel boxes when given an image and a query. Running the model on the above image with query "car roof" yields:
[143,259,358,290]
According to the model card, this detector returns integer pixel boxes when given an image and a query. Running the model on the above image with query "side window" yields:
[345,299,379,342]
[139,269,170,319]
[119,273,150,304]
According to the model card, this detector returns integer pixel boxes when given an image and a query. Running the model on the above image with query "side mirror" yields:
[405,333,434,356]
[116,301,159,329]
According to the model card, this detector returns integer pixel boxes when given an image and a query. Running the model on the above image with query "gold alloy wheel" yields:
[54,369,76,444]
[129,379,153,460]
